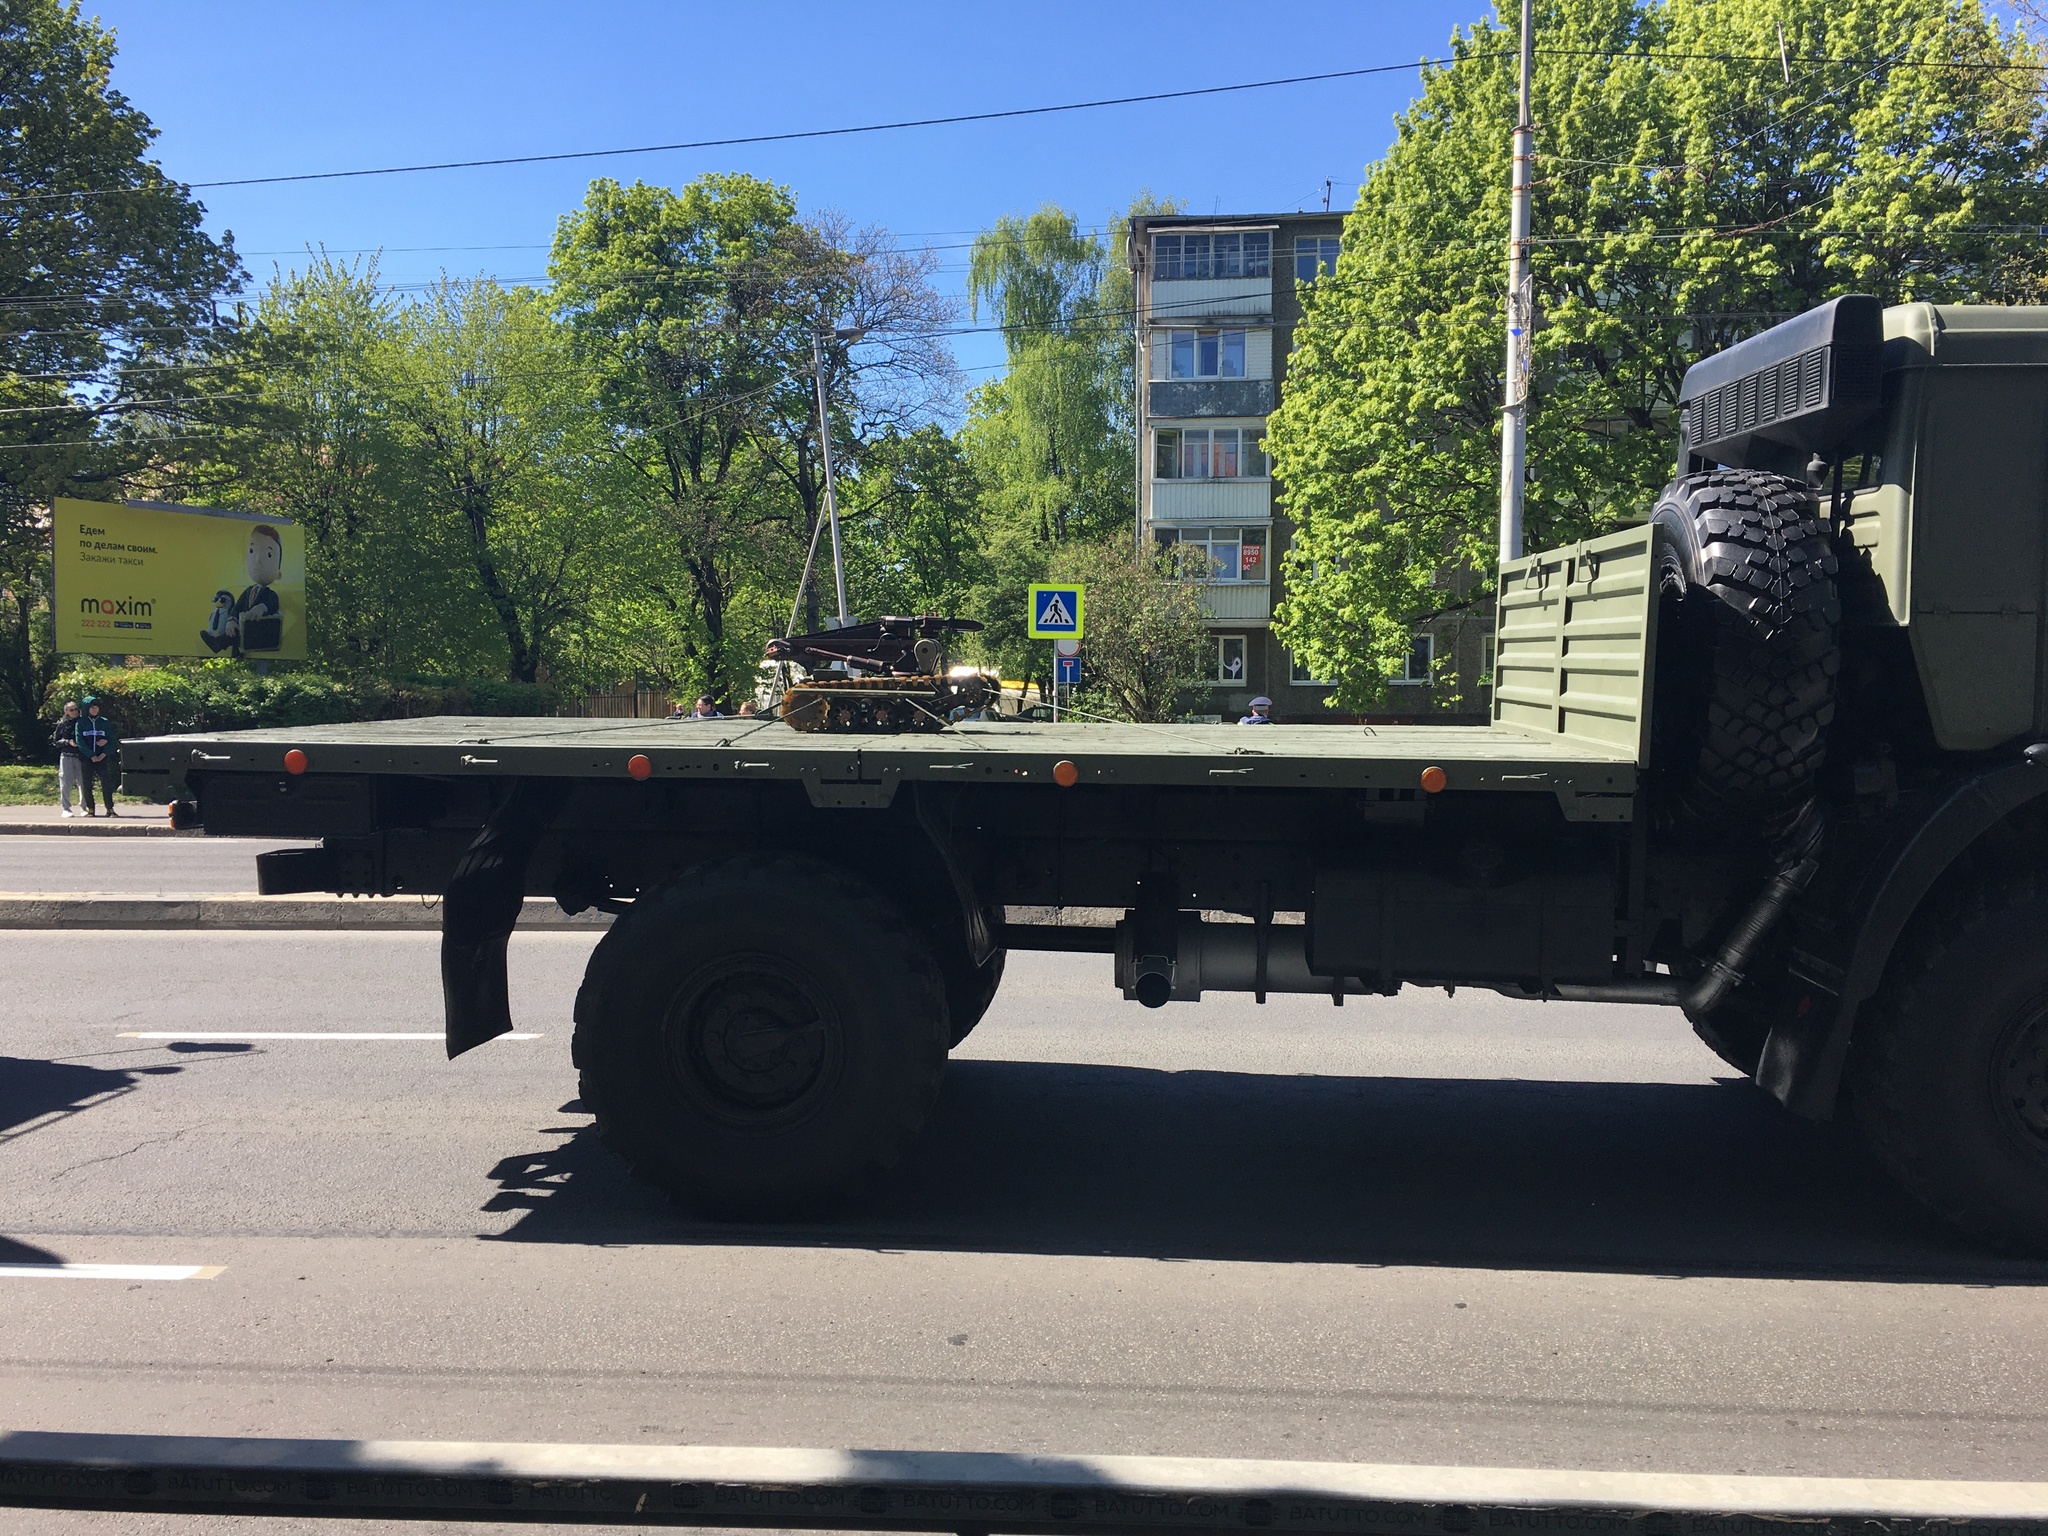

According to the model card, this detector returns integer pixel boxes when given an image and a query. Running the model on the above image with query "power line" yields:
[3,43,2027,209]
[0,59,1484,207]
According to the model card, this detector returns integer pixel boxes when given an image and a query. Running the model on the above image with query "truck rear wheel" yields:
[1650,470,1839,819]
[1849,876,2048,1250]
[572,855,948,1217]
[942,943,1005,1049]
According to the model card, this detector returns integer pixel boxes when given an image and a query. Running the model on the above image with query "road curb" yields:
[0,893,605,930]
[0,819,191,837]
[3,1432,2048,1530]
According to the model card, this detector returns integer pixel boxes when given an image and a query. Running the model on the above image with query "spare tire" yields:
[1649,469,1840,820]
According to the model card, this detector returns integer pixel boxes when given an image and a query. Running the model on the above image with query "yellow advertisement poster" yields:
[54,499,306,660]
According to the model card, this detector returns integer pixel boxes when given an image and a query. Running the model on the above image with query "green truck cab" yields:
[123,298,2048,1247]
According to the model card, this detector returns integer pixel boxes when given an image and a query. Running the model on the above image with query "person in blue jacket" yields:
[74,695,119,817]
[1239,696,1274,725]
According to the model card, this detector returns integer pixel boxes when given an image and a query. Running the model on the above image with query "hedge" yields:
[44,662,556,745]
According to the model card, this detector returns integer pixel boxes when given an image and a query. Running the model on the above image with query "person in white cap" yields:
[1239,696,1274,725]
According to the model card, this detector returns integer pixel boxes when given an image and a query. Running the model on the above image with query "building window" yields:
[1482,635,1496,684]
[1156,526,1267,583]
[1155,231,1272,280]
[1205,634,1249,685]
[1295,237,1342,283]
[1392,632,1434,685]
[1289,653,1330,685]
[1163,327,1247,379]
[1153,427,1268,479]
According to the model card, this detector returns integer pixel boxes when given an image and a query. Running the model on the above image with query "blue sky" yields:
[92,0,1499,387]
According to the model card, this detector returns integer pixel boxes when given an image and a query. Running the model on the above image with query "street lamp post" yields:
[1497,0,1535,565]
[810,327,859,628]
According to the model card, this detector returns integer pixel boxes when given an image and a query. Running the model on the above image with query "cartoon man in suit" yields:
[230,524,284,655]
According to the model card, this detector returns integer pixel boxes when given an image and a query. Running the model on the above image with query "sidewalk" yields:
[0,803,189,837]
[0,892,605,929]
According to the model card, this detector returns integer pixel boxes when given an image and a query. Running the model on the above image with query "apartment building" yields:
[1127,212,1490,722]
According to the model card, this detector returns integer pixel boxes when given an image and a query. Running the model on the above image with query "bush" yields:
[40,662,557,748]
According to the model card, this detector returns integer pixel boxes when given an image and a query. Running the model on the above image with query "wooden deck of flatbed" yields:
[126,715,1639,821]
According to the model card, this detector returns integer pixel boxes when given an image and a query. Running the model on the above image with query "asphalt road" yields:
[4,922,2047,1535]
[0,835,304,894]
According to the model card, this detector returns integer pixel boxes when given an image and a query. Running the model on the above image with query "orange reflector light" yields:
[627,754,653,781]
[1419,765,1447,794]
[1052,760,1080,788]
[283,749,308,776]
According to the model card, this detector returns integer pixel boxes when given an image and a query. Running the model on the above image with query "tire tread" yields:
[573,853,947,1213]
[1850,871,2048,1249]
[1652,469,1840,816]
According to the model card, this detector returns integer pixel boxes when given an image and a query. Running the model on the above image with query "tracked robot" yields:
[765,615,993,732]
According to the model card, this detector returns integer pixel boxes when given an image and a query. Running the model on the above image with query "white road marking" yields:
[117,1031,541,1041]
[0,1263,223,1281]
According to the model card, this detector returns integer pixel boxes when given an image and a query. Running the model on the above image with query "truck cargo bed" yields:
[124,715,1638,820]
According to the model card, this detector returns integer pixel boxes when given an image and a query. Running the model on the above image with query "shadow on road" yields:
[0,1054,157,1266]
[0,1055,146,1139]
[483,1059,2047,1283]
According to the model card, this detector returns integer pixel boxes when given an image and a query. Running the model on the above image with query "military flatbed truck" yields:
[122,297,2048,1246]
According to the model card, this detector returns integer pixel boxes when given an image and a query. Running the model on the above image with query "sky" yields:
[90,0,1503,390]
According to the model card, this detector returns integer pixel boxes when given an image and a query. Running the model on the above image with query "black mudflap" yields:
[441,779,568,1058]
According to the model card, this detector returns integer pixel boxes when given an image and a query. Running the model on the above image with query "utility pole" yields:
[811,328,852,626]
[1497,0,1535,565]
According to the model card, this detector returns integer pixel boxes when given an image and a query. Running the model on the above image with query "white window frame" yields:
[1154,230,1273,280]
[1204,633,1250,686]
[1294,237,1341,283]
[1391,632,1434,686]
[1289,653,1331,686]
[1155,525,1269,584]
[1160,327,1249,380]
[1152,426,1269,480]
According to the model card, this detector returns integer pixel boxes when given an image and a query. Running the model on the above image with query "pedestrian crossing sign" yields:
[1027,584,1084,639]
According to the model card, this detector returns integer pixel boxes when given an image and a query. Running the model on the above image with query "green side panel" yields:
[1492,525,1656,765]
[1906,366,2048,750]
[124,718,1639,822]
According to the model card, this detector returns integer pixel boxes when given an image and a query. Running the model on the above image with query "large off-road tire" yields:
[571,855,948,1217]
[942,942,1005,1049]
[1650,470,1839,820]
[1849,875,2048,1250]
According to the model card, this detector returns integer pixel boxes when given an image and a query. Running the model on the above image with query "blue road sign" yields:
[1027,583,1084,639]
[1055,654,1082,686]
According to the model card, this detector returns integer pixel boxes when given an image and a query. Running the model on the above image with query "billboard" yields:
[54,499,306,660]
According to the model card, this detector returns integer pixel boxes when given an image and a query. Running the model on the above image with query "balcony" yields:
[1149,379,1276,419]
[1150,276,1271,322]
[1150,480,1271,522]
[1198,582,1273,624]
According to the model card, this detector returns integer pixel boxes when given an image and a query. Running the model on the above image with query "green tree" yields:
[743,212,958,636]
[382,278,621,685]
[840,424,987,618]
[189,256,443,675]
[961,195,1180,684]
[1267,0,2048,711]
[550,174,820,702]
[964,204,1134,549]
[1046,539,1210,723]
[550,175,956,700]
[0,0,240,755]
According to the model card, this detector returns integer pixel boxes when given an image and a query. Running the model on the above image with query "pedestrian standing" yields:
[50,700,82,817]
[75,695,119,817]
[1239,696,1275,725]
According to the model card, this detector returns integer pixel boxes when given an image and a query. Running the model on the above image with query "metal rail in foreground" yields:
[4,1434,2048,1532]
